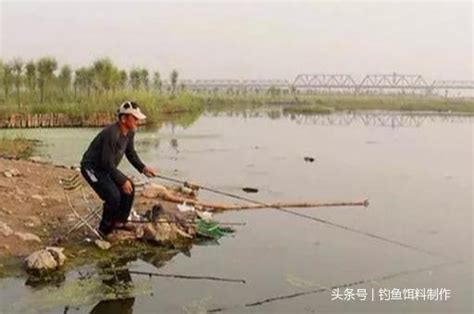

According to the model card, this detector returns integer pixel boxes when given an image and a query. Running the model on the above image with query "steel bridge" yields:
[162,79,291,93]
[293,73,474,93]
[162,73,473,95]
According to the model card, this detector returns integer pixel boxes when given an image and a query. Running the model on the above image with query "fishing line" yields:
[152,174,446,259]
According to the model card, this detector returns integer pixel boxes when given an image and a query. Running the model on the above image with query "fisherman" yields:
[80,101,156,237]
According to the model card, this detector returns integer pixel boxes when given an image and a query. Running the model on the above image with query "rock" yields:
[24,247,66,271]
[28,156,45,163]
[15,231,42,242]
[176,186,196,197]
[26,216,41,226]
[3,168,21,178]
[0,220,13,236]
[304,156,315,163]
[141,221,191,245]
[47,247,66,265]
[0,208,13,215]
[142,223,171,243]
[31,194,44,202]
[94,239,111,250]
[105,229,136,243]
[141,183,168,198]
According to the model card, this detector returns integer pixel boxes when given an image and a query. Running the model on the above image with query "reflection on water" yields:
[210,109,474,128]
[90,262,135,314]
[0,109,472,313]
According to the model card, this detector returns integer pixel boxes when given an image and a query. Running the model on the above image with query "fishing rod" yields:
[129,270,246,284]
[151,174,446,259]
[105,265,246,284]
[128,219,246,226]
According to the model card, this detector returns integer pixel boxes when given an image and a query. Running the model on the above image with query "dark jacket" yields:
[80,122,145,186]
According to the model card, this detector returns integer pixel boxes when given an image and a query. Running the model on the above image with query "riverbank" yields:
[0,156,186,277]
[1,93,473,128]
[0,136,37,158]
[0,91,205,127]
[280,94,474,115]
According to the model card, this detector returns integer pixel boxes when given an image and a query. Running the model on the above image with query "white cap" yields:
[118,101,147,120]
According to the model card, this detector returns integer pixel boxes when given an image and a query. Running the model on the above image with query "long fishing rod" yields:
[105,265,246,284]
[152,174,445,259]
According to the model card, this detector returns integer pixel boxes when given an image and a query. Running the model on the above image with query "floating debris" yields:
[195,219,235,240]
[242,187,259,193]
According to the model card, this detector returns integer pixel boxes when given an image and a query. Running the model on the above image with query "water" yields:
[0,110,472,313]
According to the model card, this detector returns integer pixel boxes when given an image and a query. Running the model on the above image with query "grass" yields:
[1,91,473,124]
[0,136,37,158]
[0,91,206,123]
[288,94,474,113]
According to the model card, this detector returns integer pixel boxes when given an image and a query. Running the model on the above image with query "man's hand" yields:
[122,179,133,195]
[143,166,157,178]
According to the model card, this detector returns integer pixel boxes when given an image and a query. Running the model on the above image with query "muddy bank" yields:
[0,153,243,284]
[0,157,182,260]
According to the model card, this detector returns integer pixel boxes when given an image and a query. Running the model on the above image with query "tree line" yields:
[0,57,180,105]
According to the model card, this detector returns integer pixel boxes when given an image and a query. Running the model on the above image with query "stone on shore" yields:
[3,168,21,178]
[24,247,66,272]
[15,231,42,242]
[0,220,13,236]
[141,183,168,198]
[94,239,112,250]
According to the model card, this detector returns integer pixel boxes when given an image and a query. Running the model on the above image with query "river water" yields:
[0,110,472,313]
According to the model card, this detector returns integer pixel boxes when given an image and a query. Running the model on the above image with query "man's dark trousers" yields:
[80,166,134,235]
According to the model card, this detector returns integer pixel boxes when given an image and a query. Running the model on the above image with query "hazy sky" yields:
[1,1,472,81]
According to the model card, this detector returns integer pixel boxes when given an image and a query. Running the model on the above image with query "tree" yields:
[74,67,94,98]
[12,58,23,105]
[140,68,149,90]
[153,71,162,94]
[170,69,178,95]
[92,58,116,95]
[130,68,141,90]
[25,61,36,91]
[2,61,13,101]
[74,68,85,97]
[0,59,3,97]
[37,56,58,103]
[58,65,72,94]
[118,70,128,89]
[267,86,281,97]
